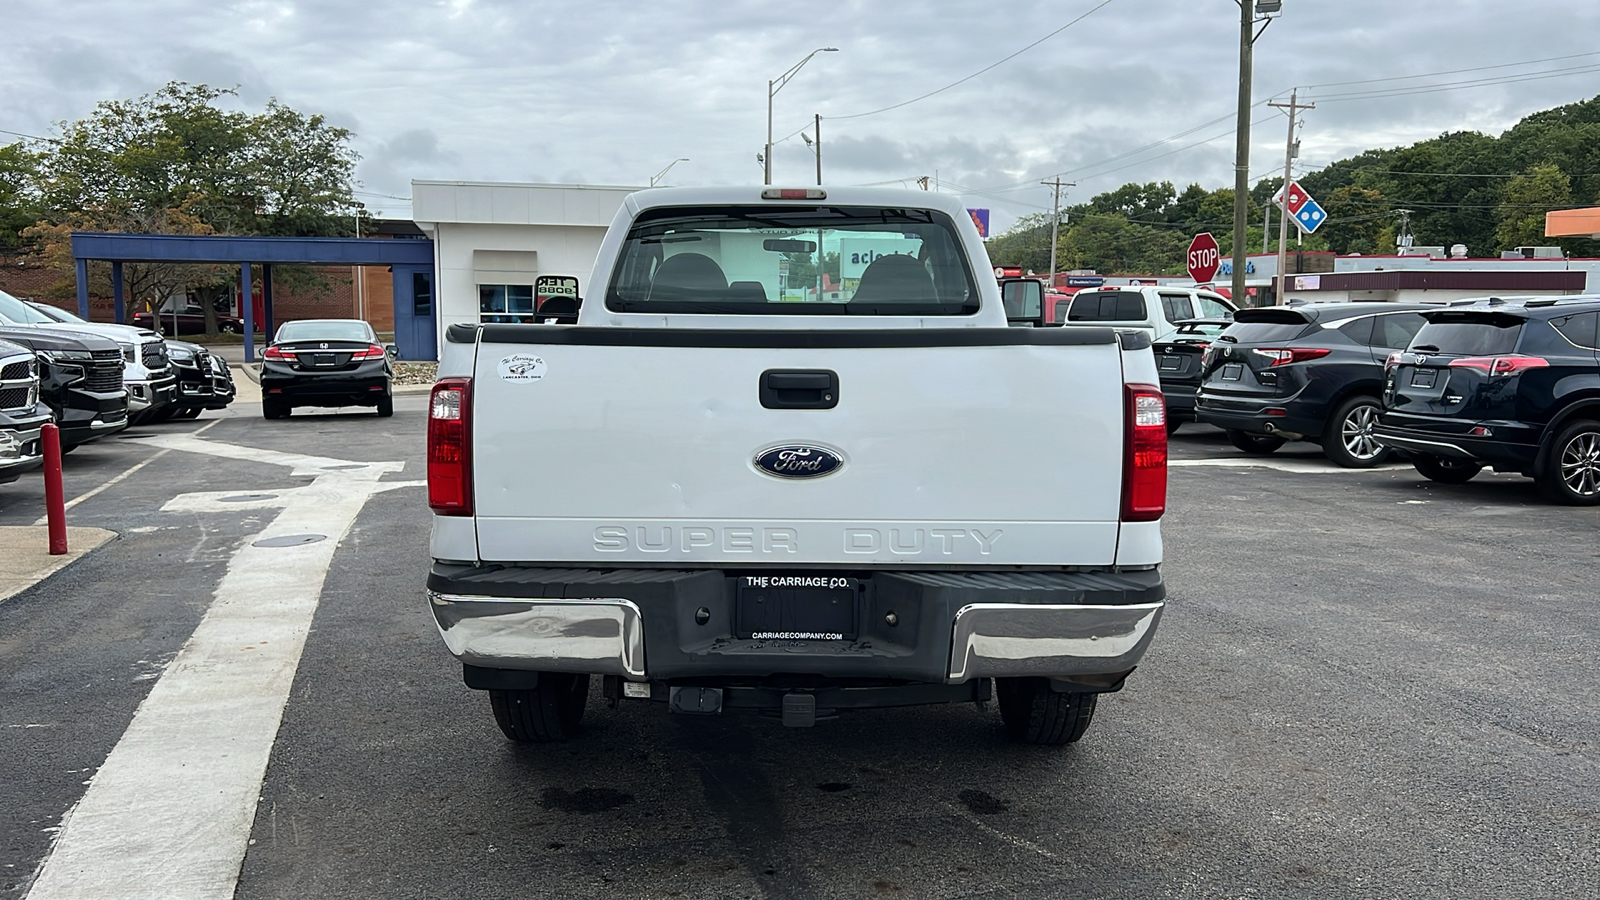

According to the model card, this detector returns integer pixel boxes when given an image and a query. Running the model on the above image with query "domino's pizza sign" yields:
[1280,180,1328,235]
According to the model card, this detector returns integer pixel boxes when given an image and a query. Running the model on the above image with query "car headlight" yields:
[36,348,94,363]
[169,347,194,362]
[120,343,137,364]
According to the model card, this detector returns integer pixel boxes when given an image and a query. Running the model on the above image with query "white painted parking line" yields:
[1171,457,1410,474]
[26,436,408,900]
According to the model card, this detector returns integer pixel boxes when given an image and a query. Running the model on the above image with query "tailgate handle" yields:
[760,369,838,410]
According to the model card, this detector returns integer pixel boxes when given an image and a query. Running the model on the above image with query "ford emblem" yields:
[754,445,843,479]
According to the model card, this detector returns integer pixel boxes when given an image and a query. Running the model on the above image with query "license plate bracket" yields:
[1410,369,1437,388]
[1221,363,1244,381]
[736,575,859,641]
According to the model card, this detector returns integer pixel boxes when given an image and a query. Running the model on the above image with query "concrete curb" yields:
[0,526,118,603]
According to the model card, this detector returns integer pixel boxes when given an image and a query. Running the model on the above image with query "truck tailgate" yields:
[470,328,1126,566]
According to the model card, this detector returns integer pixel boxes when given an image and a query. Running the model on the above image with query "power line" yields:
[1307,62,1600,103]
[1303,50,1600,90]
[827,0,1118,122]
[1305,167,1600,179]
[0,127,57,143]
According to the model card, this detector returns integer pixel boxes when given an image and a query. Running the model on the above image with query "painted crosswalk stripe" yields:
[26,437,408,900]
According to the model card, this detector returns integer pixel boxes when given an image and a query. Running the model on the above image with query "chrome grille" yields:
[85,350,125,393]
[141,340,169,371]
[0,353,36,412]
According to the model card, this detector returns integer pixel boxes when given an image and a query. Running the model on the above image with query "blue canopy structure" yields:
[70,233,437,362]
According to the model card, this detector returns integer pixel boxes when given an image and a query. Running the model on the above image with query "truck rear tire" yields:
[996,677,1096,746]
[489,673,589,743]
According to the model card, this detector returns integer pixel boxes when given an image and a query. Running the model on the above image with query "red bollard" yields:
[42,423,67,555]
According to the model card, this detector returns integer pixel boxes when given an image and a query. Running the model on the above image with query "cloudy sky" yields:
[6,0,1600,233]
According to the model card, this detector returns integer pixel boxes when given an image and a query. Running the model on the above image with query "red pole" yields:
[42,423,67,555]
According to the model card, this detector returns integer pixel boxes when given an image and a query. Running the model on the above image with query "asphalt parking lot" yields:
[1,408,1595,899]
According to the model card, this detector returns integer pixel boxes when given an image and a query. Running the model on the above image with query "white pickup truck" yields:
[426,187,1168,748]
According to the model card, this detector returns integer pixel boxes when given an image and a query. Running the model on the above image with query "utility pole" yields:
[1232,0,1282,306]
[1042,177,1074,286]
[765,48,838,186]
[1395,209,1414,250]
[1262,201,1271,254]
[815,114,822,185]
[1269,89,1312,306]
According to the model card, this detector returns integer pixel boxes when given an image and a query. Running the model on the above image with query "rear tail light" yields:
[1122,384,1167,522]
[262,346,294,360]
[428,378,473,515]
[1251,347,1332,366]
[1385,351,1403,369]
[350,343,387,359]
[1447,355,1549,375]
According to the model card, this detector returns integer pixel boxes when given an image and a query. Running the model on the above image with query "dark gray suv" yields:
[1195,303,1436,468]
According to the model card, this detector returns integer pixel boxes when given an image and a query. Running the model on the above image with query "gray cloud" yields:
[4,0,1599,230]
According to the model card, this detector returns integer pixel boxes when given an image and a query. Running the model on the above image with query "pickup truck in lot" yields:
[427,187,1169,748]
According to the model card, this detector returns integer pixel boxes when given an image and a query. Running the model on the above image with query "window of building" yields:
[479,284,535,323]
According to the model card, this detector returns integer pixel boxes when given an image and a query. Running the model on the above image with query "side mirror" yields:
[1000,278,1045,327]
[385,344,398,358]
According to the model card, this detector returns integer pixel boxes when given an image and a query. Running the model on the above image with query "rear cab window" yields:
[1158,293,1195,323]
[1068,290,1147,322]
[605,206,978,316]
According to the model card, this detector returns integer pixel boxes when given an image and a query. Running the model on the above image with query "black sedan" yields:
[1153,318,1231,434]
[259,319,393,419]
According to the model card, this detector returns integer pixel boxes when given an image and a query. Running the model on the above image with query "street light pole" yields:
[765,47,838,185]
[1231,0,1282,307]
[650,158,690,187]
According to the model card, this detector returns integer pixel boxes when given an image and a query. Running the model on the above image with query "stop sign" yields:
[1187,232,1220,284]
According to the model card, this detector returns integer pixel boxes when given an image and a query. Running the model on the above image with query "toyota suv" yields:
[1377,296,1600,504]
[1195,302,1435,467]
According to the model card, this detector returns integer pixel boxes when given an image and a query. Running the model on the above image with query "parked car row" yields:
[1159,296,1600,505]
[0,289,235,471]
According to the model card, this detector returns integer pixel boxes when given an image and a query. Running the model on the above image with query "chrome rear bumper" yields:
[429,592,646,678]
[429,589,1164,684]
[946,601,1164,682]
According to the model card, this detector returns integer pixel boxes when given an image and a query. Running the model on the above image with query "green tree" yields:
[1495,163,1571,251]
[28,81,361,332]
[0,143,43,248]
